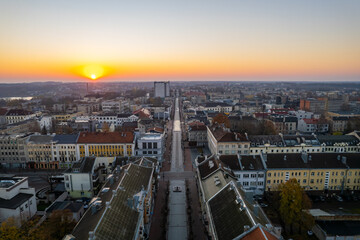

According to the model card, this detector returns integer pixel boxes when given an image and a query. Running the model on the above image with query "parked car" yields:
[173,186,182,192]
[335,195,343,202]
[260,203,268,208]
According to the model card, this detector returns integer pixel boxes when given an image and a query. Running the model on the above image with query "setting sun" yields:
[83,65,104,80]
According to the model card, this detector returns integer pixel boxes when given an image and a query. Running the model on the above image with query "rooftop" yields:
[77,131,134,144]
[53,134,79,144]
[0,193,33,209]
[94,163,154,240]
[28,135,54,144]
[208,182,255,240]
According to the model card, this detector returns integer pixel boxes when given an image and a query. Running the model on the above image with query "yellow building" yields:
[76,132,135,159]
[27,134,58,169]
[264,153,360,192]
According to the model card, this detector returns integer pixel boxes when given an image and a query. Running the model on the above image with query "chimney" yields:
[284,155,287,161]
[342,156,347,165]
[302,152,308,163]
[244,225,251,232]
[337,155,341,160]
[89,231,94,240]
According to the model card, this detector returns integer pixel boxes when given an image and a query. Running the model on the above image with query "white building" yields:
[154,81,170,98]
[298,118,329,133]
[219,155,266,195]
[0,177,37,226]
[136,133,165,161]
[117,114,138,126]
[38,116,52,131]
[290,110,314,121]
[52,134,79,169]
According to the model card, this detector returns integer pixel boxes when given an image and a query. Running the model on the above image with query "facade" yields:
[136,133,165,161]
[64,157,99,198]
[76,131,135,159]
[264,153,360,192]
[101,100,121,113]
[204,102,233,113]
[117,114,138,126]
[207,125,250,155]
[26,134,57,169]
[0,177,37,226]
[219,155,266,195]
[52,134,79,169]
[154,81,170,98]
[249,134,322,155]
[188,124,207,146]
[0,134,30,168]
[298,118,329,133]
[300,98,327,113]
[271,116,297,134]
[5,109,36,124]
[329,116,349,133]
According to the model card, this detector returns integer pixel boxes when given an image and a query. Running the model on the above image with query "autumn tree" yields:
[0,217,21,240]
[212,113,230,128]
[278,178,314,234]
[102,122,110,132]
[38,209,76,240]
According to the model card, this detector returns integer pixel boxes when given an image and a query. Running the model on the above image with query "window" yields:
[251,174,257,178]
[311,172,314,176]
[303,179,306,183]
[268,173,271,177]
[243,174,249,178]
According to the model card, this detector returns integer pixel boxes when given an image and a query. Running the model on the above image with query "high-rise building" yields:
[154,81,170,98]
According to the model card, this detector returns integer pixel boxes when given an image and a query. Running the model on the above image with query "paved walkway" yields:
[168,180,187,240]
[168,97,188,239]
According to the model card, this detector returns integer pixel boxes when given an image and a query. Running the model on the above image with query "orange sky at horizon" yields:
[0,1,359,82]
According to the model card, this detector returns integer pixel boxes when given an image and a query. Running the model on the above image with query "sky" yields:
[0,0,359,82]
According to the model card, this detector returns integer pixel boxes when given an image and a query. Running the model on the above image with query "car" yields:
[260,203,268,208]
[335,195,343,202]
[307,230,313,236]
[173,186,182,192]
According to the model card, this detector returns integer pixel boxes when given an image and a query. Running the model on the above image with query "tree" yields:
[39,210,76,240]
[278,178,314,234]
[212,113,230,128]
[102,122,110,132]
[0,217,21,240]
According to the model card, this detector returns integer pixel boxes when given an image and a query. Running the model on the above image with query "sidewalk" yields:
[148,180,168,240]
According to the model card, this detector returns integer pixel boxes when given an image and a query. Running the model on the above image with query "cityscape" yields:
[1,1,360,240]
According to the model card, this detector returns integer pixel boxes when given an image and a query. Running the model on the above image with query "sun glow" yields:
[80,64,106,80]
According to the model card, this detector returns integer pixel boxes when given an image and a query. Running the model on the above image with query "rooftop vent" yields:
[209,160,215,168]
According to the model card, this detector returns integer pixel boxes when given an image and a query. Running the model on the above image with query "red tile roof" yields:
[240,225,279,240]
[0,108,8,116]
[209,125,248,142]
[77,132,134,144]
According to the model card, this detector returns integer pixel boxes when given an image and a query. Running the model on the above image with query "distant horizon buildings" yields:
[154,81,170,98]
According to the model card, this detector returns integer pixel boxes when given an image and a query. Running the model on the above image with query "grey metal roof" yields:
[53,134,79,144]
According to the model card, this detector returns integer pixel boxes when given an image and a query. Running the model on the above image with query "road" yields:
[167,97,188,240]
